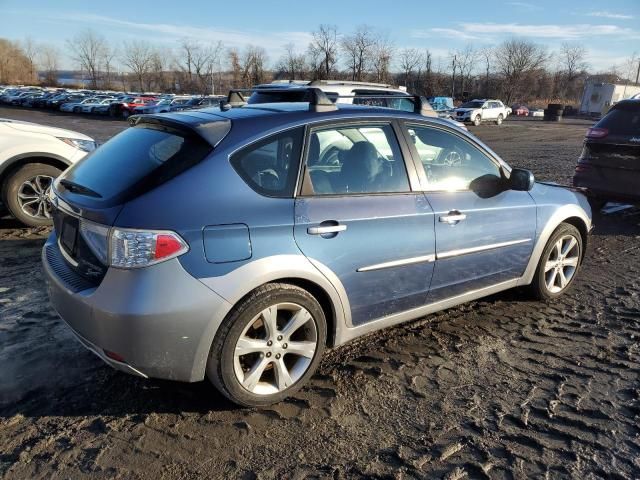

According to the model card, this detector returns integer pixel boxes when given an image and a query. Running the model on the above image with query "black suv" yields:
[573,99,640,207]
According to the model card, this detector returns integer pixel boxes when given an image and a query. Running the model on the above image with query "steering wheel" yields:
[443,150,463,166]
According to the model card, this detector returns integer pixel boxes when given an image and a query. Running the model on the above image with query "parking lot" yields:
[1,107,639,479]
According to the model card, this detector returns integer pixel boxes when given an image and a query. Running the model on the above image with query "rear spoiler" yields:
[222,87,436,117]
[128,114,231,147]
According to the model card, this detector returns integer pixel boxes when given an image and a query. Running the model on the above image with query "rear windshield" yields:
[60,124,213,202]
[597,106,640,136]
[248,90,309,104]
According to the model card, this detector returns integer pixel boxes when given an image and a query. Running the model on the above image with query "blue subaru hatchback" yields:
[43,89,592,406]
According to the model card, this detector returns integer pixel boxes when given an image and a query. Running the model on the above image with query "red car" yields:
[109,96,157,119]
[512,104,530,116]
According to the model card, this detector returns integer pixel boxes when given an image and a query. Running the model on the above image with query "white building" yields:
[579,82,640,115]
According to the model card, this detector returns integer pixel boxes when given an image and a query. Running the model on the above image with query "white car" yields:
[0,118,96,226]
[453,99,509,126]
[60,98,96,113]
[249,80,468,131]
[80,98,115,113]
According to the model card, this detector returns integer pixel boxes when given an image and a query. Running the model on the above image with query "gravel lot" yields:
[1,107,639,479]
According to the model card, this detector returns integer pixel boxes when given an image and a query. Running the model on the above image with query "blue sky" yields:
[1,0,638,73]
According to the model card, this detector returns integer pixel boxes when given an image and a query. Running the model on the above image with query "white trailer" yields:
[579,82,640,115]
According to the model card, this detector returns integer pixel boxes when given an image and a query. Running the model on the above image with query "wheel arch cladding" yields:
[562,216,589,261]
[271,277,337,347]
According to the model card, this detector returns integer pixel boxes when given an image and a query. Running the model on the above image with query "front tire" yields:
[529,223,583,301]
[207,283,327,407]
[1,163,61,227]
[496,114,503,125]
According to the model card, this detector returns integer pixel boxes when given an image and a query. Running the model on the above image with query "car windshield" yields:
[461,101,485,108]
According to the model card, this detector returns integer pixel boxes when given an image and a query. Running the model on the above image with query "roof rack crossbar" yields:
[223,87,337,112]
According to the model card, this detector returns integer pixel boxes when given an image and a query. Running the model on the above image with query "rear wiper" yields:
[59,179,102,198]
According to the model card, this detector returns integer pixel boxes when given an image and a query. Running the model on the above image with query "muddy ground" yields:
[0,108,639,479]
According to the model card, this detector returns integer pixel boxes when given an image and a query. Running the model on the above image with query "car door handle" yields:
[307,224,347,235]
[439,211,467,224]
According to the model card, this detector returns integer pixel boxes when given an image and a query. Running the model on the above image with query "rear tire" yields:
[529,223,583,301]
[207,283,326,407]
[473,115,481,126]
[1,163,61,227]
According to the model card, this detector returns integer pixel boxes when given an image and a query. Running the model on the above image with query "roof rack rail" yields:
[222,87,337,112]
[309,80,400,89]
[332,94,436,117]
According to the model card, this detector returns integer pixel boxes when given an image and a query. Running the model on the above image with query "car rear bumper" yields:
[42,234,232,382]
[573,164,640,202]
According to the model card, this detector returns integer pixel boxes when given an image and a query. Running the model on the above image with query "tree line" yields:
[1,25,638,105]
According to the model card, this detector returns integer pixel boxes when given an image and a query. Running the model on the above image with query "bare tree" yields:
[38,45,60,85]
[559,43,587,80]
[240,45,268,86]
[206,41,225,95]
[479,47,493,97]
[399,48,422,89]
[228,48,242,87]
[308,24,339,79]
[122,40,154,92]
[342,25,376,81]
[456,45,478,97]
[101,44,118,90]
[21,37,38,82]
[494,39,548,104]
[67,30,108,89]
[371,35,394,84]
[277,43,307,80]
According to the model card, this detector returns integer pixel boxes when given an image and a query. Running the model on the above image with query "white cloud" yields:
[52,13,312,55]
[414,22,639,41]
[506,2,540,11]
[587,11,634,20]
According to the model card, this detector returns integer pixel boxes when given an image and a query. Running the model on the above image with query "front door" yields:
[294,121,436,326]
[403,122,537,302]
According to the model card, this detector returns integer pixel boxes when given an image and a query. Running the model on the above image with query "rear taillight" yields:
[586,127,608,139]
[110,228,189,269]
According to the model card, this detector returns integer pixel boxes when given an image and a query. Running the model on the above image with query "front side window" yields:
[230,127,304,197]
[407,124,502,191]
[303,123,410,195]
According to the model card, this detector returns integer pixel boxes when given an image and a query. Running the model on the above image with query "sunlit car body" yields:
[43,92,591,406]
[60,98,99,113]
[80,98,115,113]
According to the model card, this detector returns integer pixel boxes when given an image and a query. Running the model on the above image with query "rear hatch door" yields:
[50,113,231,285]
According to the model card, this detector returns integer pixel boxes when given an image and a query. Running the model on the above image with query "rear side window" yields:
[61,124,213,202]
[230,127,304,197]
[597,107,640,136]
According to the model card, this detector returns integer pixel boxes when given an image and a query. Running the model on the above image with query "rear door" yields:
[401,122,536,302]
[293,120,436,326]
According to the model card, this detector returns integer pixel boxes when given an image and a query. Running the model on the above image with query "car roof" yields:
[141,102,459,133]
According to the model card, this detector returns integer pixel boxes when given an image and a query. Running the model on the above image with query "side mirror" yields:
[509,168,535,191]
